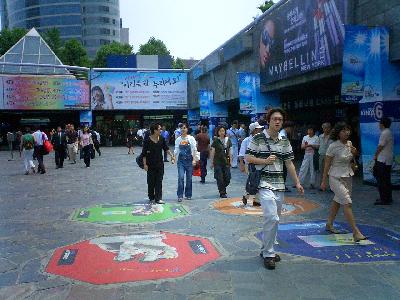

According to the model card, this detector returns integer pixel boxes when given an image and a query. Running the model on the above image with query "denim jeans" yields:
[200,151,208,181]
[177,159,193,198]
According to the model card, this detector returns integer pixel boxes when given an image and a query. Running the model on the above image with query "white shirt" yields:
[174,135,197,158]
[227,127,239,145]
[33,130,48,146]
[238,136,252,164]
[326,140,354,177]
[302,135,319,154]
[318,133,332,155]
[378,128,394,165]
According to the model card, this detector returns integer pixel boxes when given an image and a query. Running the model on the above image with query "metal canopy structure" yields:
[0,28,70,75]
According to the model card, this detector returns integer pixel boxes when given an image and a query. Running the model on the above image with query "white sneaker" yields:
[185,197,191,200]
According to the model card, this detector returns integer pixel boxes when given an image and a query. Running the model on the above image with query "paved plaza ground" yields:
[0,147,399,299]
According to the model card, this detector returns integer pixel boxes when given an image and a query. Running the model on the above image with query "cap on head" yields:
[249,122,264,133]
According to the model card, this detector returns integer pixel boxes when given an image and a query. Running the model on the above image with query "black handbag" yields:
[245,134,270,195]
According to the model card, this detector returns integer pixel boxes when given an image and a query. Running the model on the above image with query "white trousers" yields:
[260,189,284,258]
[298,153,316,186]
[23,149,35,172]
[231,143,238,167]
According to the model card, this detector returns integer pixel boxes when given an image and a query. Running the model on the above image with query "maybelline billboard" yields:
[259,0,348,85]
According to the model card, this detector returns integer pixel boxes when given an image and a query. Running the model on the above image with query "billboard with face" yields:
[259,0,348,85]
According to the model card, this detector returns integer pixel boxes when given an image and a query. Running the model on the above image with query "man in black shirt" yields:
[142,123,175,204]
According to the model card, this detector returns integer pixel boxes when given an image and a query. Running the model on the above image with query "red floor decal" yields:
[45,232,221,284]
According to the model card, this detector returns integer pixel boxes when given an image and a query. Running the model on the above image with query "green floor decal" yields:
[72,203,189,224]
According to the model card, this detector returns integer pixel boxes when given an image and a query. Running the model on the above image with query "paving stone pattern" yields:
[0,147,399,299]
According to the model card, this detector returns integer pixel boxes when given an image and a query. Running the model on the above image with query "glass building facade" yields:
[0,0,121,58]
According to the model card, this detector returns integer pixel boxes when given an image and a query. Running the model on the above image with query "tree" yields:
[138,37,170,56]
[258,1,275,13]
[92,42,133,67]
[59,39,90,67]
[42,28,63,57]
[0,28,28,56]
[173,57,185,69]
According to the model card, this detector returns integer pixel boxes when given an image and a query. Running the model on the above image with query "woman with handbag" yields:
[210,126,233,198]
[321,122,367,242]
[80,126,94,168]
[174,123,197,202]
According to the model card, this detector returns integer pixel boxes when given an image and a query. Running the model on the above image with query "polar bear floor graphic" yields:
[90,234,178,262]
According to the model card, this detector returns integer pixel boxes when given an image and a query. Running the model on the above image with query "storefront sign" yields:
[259,0,347,85]
[90,71,187,110]
[0,76,89,110]
[188,109,200,131]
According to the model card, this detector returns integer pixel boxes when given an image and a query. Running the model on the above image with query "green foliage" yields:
[42,28,63,57]
[0,28,28,56]
[258,0,275,13]
[59,39,90,67]
[173,57,185,69]
[138,37,170,56]
[92,42,133,67]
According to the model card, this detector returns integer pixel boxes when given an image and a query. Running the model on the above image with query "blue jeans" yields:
[177,159,193,198]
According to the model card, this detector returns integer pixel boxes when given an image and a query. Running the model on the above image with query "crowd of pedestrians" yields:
[4,108,394,271]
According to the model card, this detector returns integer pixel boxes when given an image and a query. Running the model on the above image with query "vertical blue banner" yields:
[188,109,200,132]
[239,72,256,115]
[199,90,212,119]
[80,111,92,126]
[341,25,369,103]
[238,72,280,121]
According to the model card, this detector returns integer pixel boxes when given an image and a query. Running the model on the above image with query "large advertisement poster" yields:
[259,0,347,85]
[90,71,187,110]
[0,76,89,110]
[199,90,228,139]
[349,26,400,185]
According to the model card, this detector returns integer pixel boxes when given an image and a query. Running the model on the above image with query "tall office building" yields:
[0,0,122,58]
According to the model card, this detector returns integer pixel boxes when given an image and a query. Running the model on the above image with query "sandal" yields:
[353,235,368,243]
[325,224,340,234]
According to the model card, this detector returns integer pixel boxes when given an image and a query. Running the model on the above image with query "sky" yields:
[120,0,270,60]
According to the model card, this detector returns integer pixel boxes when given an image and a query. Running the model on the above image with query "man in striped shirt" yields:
[246,108,304,270]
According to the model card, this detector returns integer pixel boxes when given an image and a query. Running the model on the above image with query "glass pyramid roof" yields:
[0,28,70,75]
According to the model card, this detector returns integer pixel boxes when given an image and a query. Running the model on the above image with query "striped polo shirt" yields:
[246,129,294,191]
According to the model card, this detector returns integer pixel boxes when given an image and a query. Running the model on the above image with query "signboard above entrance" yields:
[259,0,348,85]
[0,75,90,110]
[90,71,187,110]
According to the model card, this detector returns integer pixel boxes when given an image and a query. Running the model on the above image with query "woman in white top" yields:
[174,123,197,202]
[321,122,366,242]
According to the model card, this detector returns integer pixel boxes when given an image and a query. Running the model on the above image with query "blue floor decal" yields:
[256,221,400,263]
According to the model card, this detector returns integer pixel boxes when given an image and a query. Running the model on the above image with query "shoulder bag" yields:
[245,134,271,195]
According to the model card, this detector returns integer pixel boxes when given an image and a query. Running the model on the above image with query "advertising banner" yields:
[359,101,400,186]
[238,72,280,121]
[341,25,369,103]
[199,90,212,118]
[188,109,200,131]
[239,72,257,115]
[90,71,187,110]
[356,27,400,185]
[259,0,347,85]
[80,111,93,126]
[0,76,89,110]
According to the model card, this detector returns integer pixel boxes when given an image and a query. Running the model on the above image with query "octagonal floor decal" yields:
[46,232,221,284]
[213,197,319,216]
[256,221,400,263]
[71,203,189,224]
